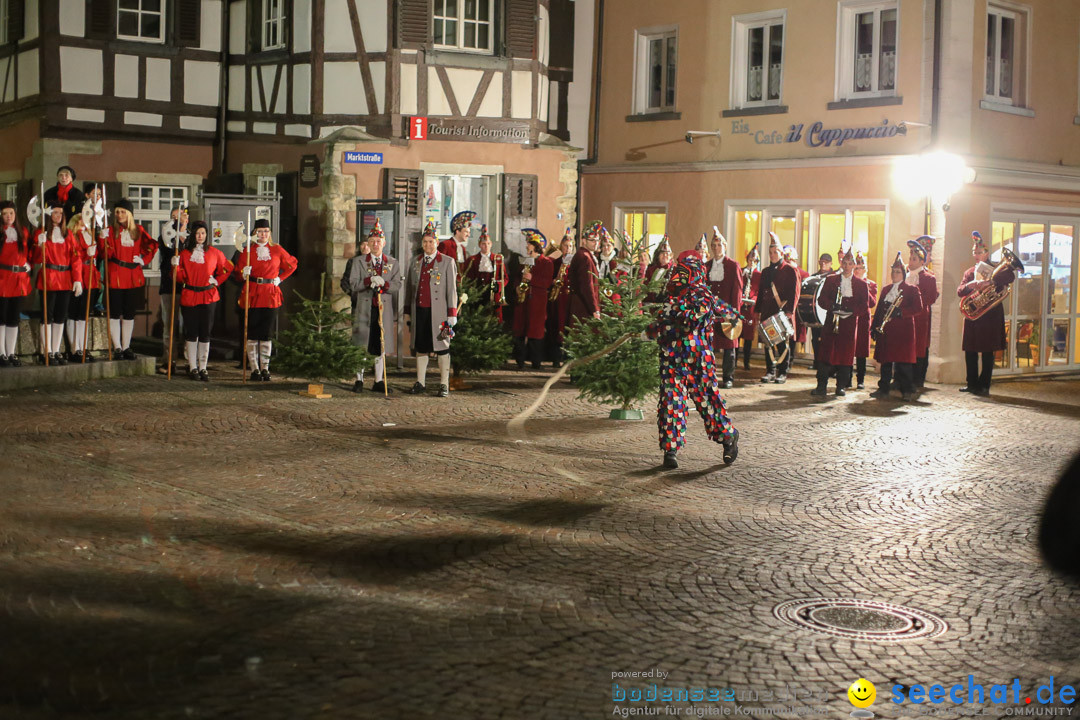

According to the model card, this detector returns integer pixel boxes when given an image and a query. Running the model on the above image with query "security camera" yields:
[685,133,694,144]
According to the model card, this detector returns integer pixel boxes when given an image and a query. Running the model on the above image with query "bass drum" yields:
[796,274,828,329]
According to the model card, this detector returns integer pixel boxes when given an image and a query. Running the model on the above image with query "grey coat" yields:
[345,253,401,355]
[405,252,459,353]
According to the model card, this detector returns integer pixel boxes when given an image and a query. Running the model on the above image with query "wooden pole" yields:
[167,240,178,380]
[242,212,251,383]
[377,291,387,396]
[100,185,113,361]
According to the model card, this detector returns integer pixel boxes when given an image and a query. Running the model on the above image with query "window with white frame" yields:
[3,183,17,202]
[262,0,286,51]
[257,176,277,197]
[634,27,678,114]
[0,0,9,45]
[837,1,897,98]
[129,185,188,277]
[732,11,785,108]
[985,3,1029,107]
[117,0,166,44]
[433,0,495,54]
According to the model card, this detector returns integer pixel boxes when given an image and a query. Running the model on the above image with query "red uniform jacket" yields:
[546,254,572,341]
[817,273,869,367]
[957,264,1014,353]
[176,246,234,306]
[855,279,878,358]
[705,256,744,351]
[754,261,798,322]
[512,255,553,340]
[463,251,508,313]
[792,265,811,343]
[872,282,924,364]
[0,225,32,297]
[231,243,299,309]
[32,228,83,291]
[567,249,600,326]
[437,238,467,270]
[739,266,761,341]
[912,268,939,356]
[102,224,157,289]
[72,228,102,290]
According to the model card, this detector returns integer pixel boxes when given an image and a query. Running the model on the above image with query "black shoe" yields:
[553,360,563,369]
[516,362,526,371]
[856,382,864,389]
[774,375,787,384]
[371,380,392,394]
[869,389,889,399]
[760,373,775,383]
[959,386,974,393]
[0,355,8,367]
[663,451,679,469]
[250,370,262,382]
[199,370,209,382]
[835,387,846,396]
[722,379,734,389]
[122,348,136,360]
[743,361,751,371]
[901,392,912,401]
[189,368,200,380]
[437,384,449,397]
[408,381,426,394]
[531,363,543,371]
[352,380,364,393]
[972,387,989,397]
[9,355,21,367]
[83,353,96,363]
[722,429,740,465]
[260,369,271,381]
[810,387,827,396]
[809,363,818,370]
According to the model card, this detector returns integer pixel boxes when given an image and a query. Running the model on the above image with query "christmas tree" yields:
[451,279,513,377]
[564,232,667,416]
[275,274,373,384]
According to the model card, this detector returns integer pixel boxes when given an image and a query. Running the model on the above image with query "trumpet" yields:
[492,253,508,306]
[549,260,569,301]
[960,247,1024,320]
[871,287,903,341]
[830,282,844,334]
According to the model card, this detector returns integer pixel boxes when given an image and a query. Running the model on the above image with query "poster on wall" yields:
[212,220,246,248]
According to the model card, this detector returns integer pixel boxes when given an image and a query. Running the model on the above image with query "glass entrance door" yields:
[993,218,1079,373]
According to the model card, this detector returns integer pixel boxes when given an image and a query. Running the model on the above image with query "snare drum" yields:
[757,312,794,348]
[796,274,828,329]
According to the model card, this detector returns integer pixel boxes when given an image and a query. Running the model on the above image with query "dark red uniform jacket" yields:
[546,254,572,342]
[872,282,924,364]
[705,256,743,352]
[567,249,600,326]
[753,261,798,323]
[912,268,939,357]
[817,273,869,367]
[463,251,507,318]
[512,255,553,340]
[957,264,1014,353]
[792,265,811,343]
[855,279,877,358]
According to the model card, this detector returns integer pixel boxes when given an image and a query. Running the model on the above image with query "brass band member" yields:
[811,243,867,397]
[568,222,604,326]
[438,210,475,271]
[511,229,553,370]
[907,235,939,389]
[851,251,877,389]
[704,228,743,388]
[809,251,833,369]
[463,224,507,318]
[544,228,574,367]
[957,230,1015,396]
[738,243,761,371]
[870,252,924,401]
[753,232,798,384]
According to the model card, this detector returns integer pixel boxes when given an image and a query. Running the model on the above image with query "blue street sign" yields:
[344,151,384,164]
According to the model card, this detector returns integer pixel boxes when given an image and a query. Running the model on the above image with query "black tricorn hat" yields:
[114,198,134,213]
[253,218,270,230]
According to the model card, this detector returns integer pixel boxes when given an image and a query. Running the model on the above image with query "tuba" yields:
[960,247,1024,320]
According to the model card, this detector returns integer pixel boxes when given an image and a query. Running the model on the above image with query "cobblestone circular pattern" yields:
[772,597,949,642]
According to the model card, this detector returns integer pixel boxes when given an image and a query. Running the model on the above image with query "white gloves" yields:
[72,281,83,297]
[23,263,30,272]
[37,234,46,245]
[271,277,280,286]
[208,277,218,286]
[242,266,252,279]
[133,254,144,266]
[99,229,109,240]
[86,244,97,257]
[171,256,180,267]
[446,316,457,327]
[370,276,386,288]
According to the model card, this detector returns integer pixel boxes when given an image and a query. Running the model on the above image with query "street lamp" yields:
[892,151,976,232]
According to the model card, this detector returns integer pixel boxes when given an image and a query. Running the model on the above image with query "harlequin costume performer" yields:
[172,221,232,380]
[544,228,574,367]
[704,228,743,388]
[231,218,298,381]
[42,165,86,224]
[783,245,810,353]
[405,221,458,397]
[65,213,103,362]
[811,242,868,397]
[738,243,761,371]
[0,201,32,366]
[33,203,84,364]
[753,232,799,383]
[647,255,740,470]
[100,198,157,360]
[907,235,939,389]
[957,230,1014,396]
[344,217,400,393]
[869,252,923,401]
[463,224,507,318]
[511,229,553,370]
[438,210,475,270]
[568,221,603,327]
[850,251,877,389]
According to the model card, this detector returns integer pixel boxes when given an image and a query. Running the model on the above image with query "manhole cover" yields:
[773,598,948,642]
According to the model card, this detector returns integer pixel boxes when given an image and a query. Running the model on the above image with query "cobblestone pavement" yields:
[1,361,1078,720]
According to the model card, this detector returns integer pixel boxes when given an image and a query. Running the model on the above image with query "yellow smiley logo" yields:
[847,678,876,709]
